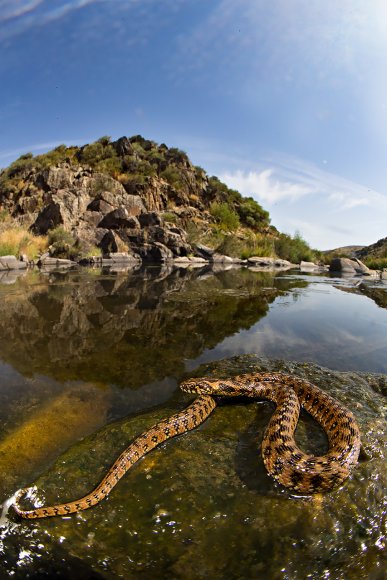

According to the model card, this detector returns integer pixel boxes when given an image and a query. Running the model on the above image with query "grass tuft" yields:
[0,226,48,259]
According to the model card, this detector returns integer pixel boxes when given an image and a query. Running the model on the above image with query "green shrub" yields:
[47,226,76,258]
[209,202,240,232]
[95,156,122,177]
[161,167,185,188]
[0,209,11,223]
[97,136,112,146]
[162,212,177,223]
[81,141,120,167]
[238,197,270,228]
[364,257,387,270]
[216,233,275,259]
[274,232,316,263]
[166,147,189,164]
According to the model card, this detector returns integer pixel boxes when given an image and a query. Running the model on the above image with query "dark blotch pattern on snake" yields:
[13,373,361,519]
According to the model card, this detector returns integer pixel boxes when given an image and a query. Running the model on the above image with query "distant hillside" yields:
[0,135,317,263]
[324,245,365,258]
[355,237,387,260]
[324,238,387,270]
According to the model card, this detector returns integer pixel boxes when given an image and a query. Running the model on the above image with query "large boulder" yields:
[32,202,64,233]
[99,230,131,254]
[138,211,163,227]
[38,166,75,191]
[139,242,173,263]
[0,255,27,271]
[329,257,371,275]
[98,208,140,229]
[195,244,215,259]
[87,198,114,214]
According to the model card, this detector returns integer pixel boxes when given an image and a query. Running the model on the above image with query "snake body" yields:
[13,373,360,519]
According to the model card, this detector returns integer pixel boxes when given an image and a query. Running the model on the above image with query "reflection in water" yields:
[190,280,387,374]
[0,266,290,389]
[0,267,386,579]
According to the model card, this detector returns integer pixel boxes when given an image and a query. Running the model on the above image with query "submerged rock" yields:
[3,356,385,579]
[0,383,110,497]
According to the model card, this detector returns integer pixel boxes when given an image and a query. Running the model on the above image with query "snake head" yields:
[180,377,220,395]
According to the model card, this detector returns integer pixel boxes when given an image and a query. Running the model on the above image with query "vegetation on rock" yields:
[357,237,387,269]
[0,135,319,261]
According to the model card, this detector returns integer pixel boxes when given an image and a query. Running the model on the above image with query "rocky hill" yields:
[0,135,317,264]
[355,237,387,260]
[324,245,365,258]
[0,135,277,262]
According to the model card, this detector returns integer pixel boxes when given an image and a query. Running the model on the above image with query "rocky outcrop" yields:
[356,236,387,260]
[14,165,192,260]
[0,136,276,264]
[329,257,374,275]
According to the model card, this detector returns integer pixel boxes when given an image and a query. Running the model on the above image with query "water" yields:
[0,265,386,578]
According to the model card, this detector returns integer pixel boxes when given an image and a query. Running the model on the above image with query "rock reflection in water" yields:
[0,266,295,388]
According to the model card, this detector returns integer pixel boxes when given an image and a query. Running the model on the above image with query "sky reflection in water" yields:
[188,278,387,373]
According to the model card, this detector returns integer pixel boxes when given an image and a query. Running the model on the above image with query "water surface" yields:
[0,265,385,578]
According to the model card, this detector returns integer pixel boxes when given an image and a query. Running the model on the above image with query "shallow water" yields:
[0,265,386,578]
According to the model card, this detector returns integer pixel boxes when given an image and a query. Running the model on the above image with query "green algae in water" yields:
[2,357,385,579]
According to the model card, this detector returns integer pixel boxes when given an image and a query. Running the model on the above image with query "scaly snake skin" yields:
[13,373,360,519]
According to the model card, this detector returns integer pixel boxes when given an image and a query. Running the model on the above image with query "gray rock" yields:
[189,257,208,263]
[329,257,371,275]
[40,166,75,190]
[38,256,77,268]
[87,198,114,214]
[195,244,215,258]
[112,136,134,156]
[300,260,319,270]
[211,254,239,263]
[247,256,293,268]
[173,257,192,263]
[105,252,141,263]
[0,269,27,284]
[33,202,64,234]
[139,212,163,227]
[98,207,140,229]
[99,230,130,254]
[0,255,28,271]
[353,258,372,275]
[139,242,174,263]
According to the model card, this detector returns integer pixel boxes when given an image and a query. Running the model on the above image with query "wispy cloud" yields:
[219,153,387,213]
[0,1,43,21]
[0,0,104,40]
[219,168,313,204]
[172,0,387,92]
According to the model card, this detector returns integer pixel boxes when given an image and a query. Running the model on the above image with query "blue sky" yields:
[0,0,386,249]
